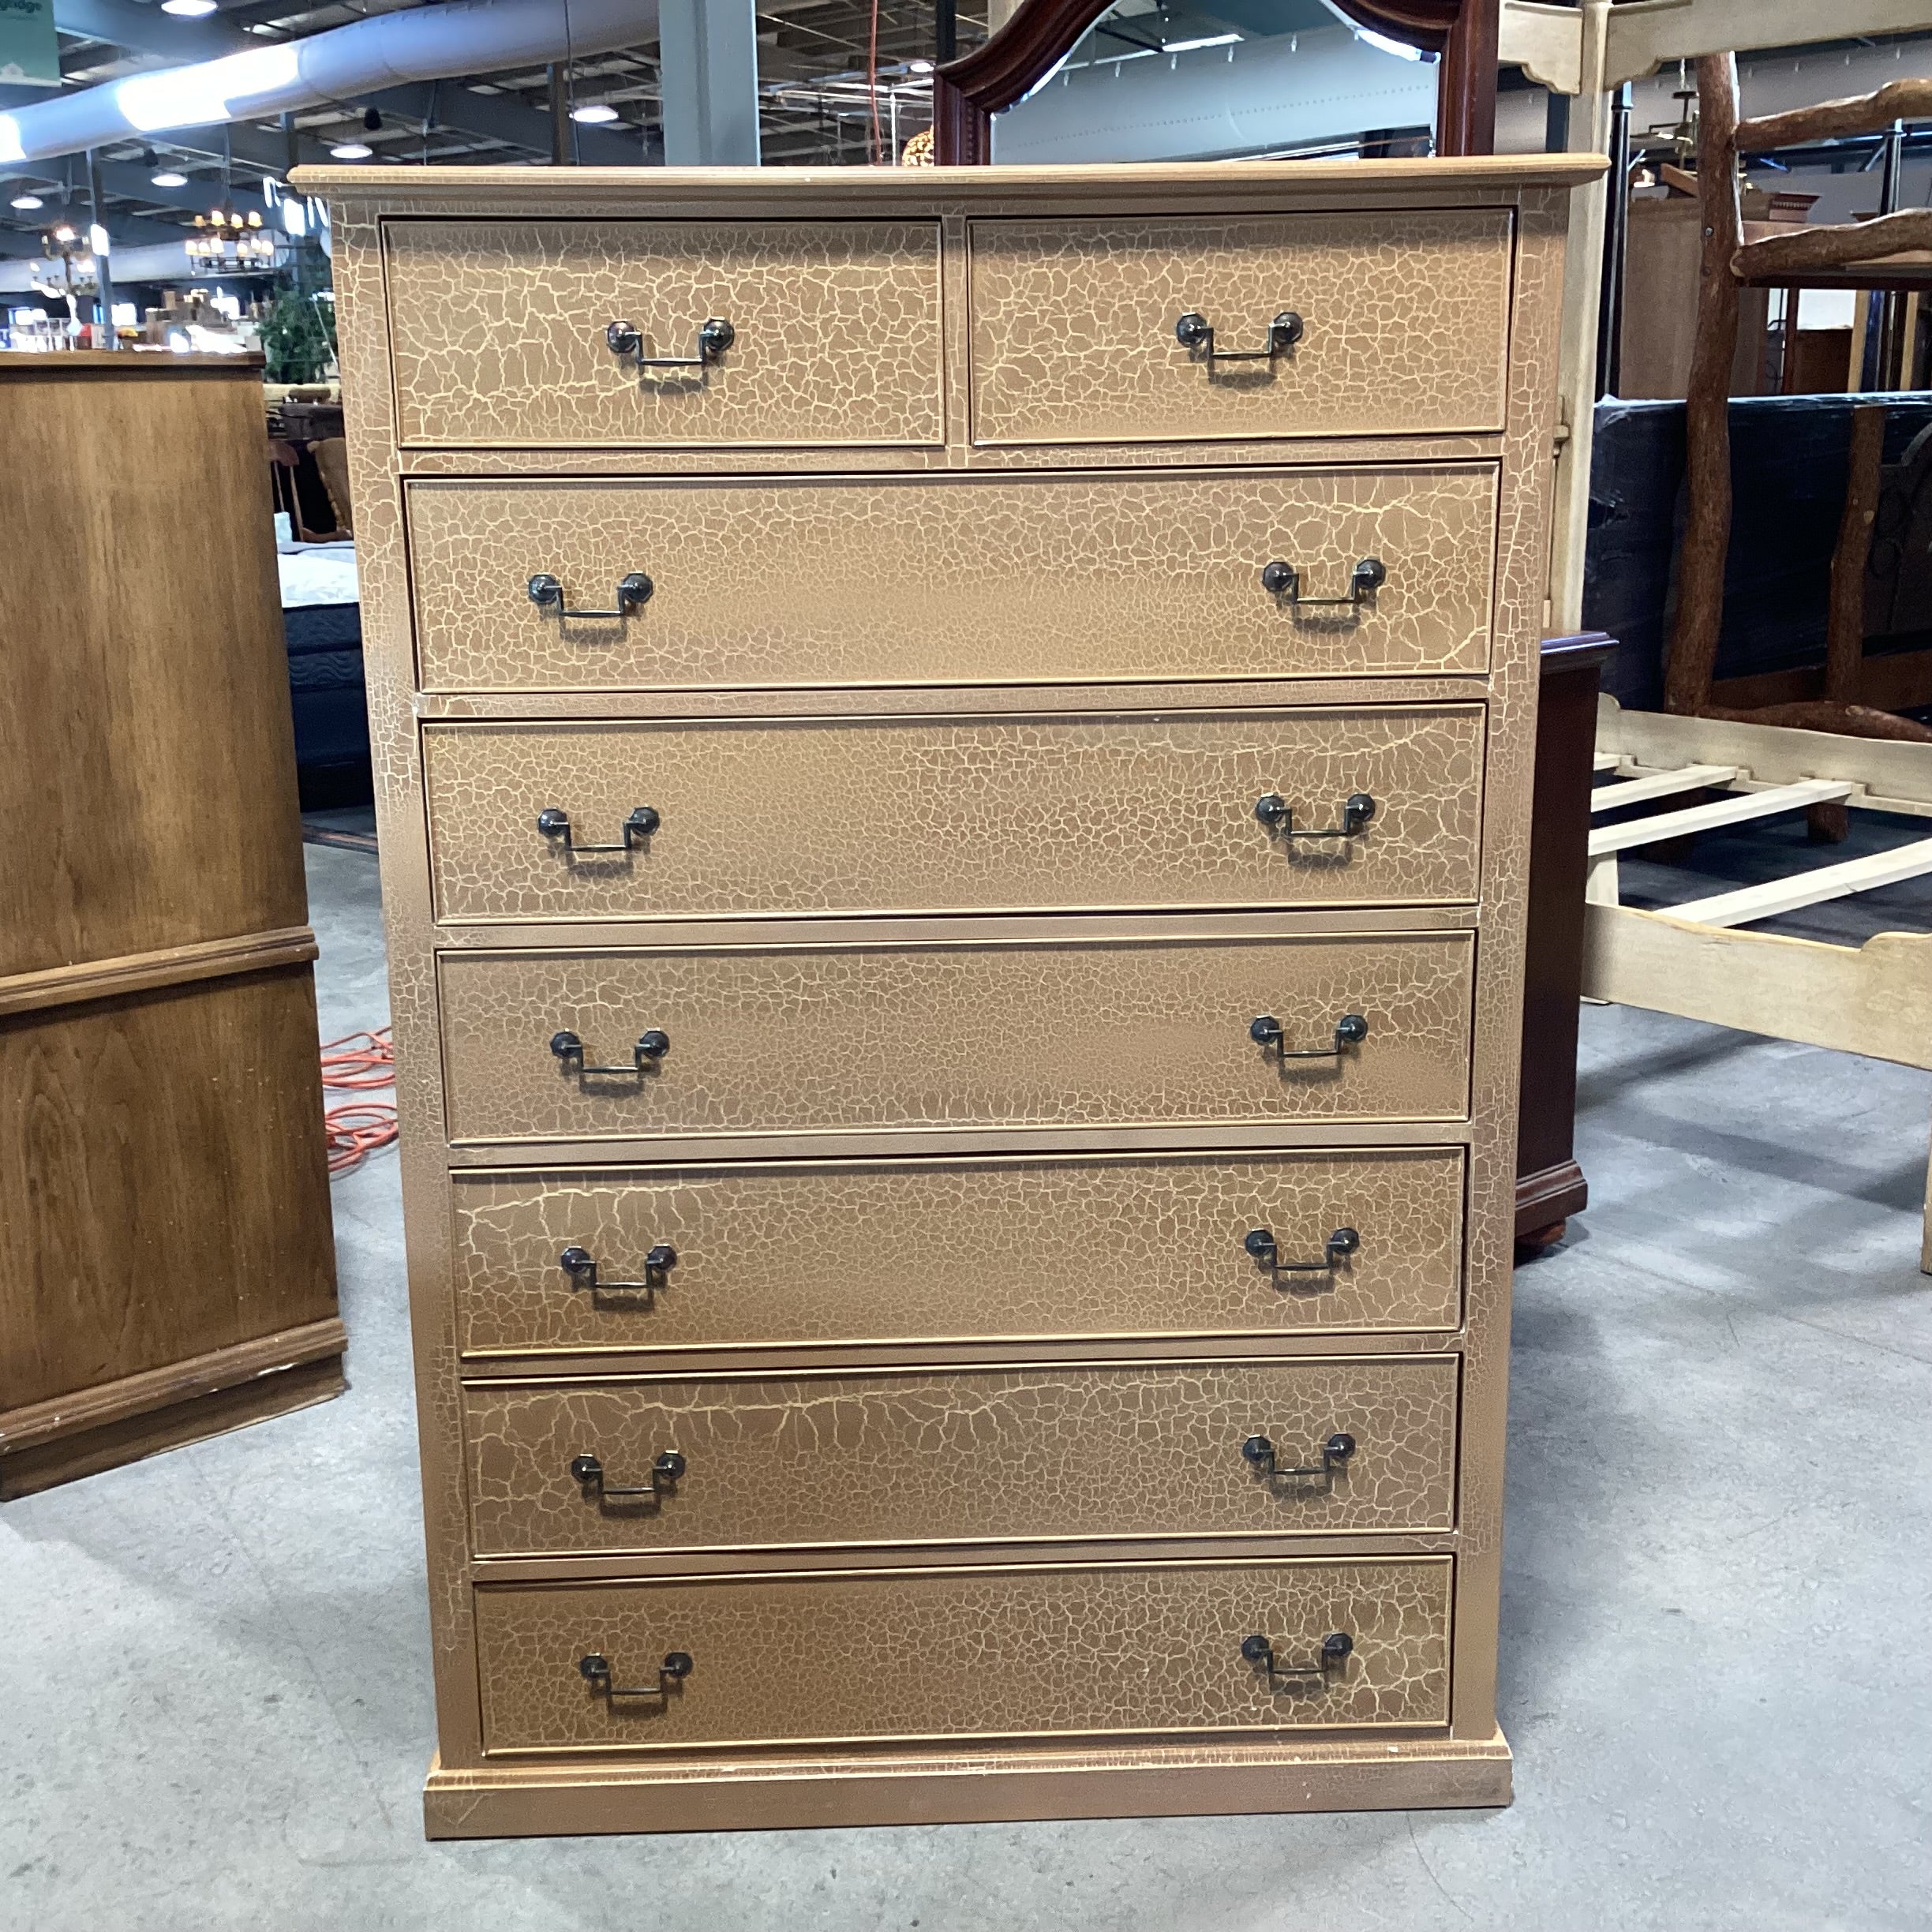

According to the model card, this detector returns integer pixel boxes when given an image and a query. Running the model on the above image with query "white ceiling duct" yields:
[0,0,661,165]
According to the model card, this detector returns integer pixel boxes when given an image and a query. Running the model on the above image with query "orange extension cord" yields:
[320,1026,398,1176]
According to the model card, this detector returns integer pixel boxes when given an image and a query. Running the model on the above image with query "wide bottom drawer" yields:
[475,1556,1453,1753]
[464,1356,1460,1556]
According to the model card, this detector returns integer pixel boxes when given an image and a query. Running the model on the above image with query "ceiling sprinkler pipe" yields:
[0,0,661,164]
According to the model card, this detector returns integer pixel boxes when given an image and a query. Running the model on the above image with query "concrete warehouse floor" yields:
[5,832,1931,1932]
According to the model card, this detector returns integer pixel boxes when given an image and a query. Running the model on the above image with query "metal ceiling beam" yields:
[352,80,650,163]
[51,0,253,62]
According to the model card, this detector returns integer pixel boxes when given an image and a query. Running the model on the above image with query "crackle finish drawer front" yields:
[402,467,1500,691]
[968,210,1514,446]
[437,933,1475,1145]
[464,1356,1459,1557]
[382,219,944,448]
[422,709,1486,924]
[475,1556,1454,1752]
[452,1148,1466,1355]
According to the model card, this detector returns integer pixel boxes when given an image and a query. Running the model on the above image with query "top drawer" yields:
[968,209,1513,447]
[382,219,945,449]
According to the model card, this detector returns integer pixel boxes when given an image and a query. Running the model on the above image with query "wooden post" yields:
[1828,404,1887,702]
[1663,54,1744,717]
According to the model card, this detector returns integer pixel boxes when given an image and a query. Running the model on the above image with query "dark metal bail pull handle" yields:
[1245,1226,1361,1275]
[1175,309,1304,362]
[1249,1013,1369,1059]
[550,1028,671,1075]
[527,571,654,619]
[1241,1431,1356,1480]
[578,1650,693,1700]
[1260,557,1387,608]
[560,1243,678,1297]
[571,1448,686,1501]
[1254,792,1376,839]
[537,805,661,854]
[1241,1631,1353,1691]
[606,316,736,369]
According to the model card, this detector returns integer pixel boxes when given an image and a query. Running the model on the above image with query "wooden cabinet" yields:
[0,354,341,1498]
[306,153,1594,1837]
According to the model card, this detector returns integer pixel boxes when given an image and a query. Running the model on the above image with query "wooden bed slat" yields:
[1586,779,1855,857]
[1667,836,1932,929]
[1590,763,1740,814]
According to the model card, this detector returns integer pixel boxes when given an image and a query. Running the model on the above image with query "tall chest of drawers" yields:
[306,154,1598,1838]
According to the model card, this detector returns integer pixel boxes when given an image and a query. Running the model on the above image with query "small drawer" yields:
[475,1556,1454,1753]
[463,1355,1458,1557]
[402,466,1499,691]
[382,219,943,447]
[452,1148,1466,1357]
[968,210,1513,447]
[421,708,1486,924]
[436,930,1475,1146]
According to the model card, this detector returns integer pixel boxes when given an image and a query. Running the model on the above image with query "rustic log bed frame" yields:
[1586,698,1932,1273]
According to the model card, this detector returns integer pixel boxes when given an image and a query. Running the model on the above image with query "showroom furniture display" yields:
[0,352,342,1499]
[305,151,1596,1837]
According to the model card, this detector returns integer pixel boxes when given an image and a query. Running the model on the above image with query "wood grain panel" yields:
[422,709,1485,923]
[0,359,307,978]
[436,932,1476,1145]
[0,968,338,1411]
[463,1355,1459,1556]
[475,1556,1453,1751]
[383,219,944,448]
[451,1148,1466,1355]
[403,467,1500,691]
[967,210,1513,446]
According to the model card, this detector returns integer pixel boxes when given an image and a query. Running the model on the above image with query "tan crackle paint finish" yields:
[966,211,1512,445]
[463,1356,1458,1556]
[449,1148,1467,1355]
[384,219,945,449]
[437,931,1475,1144]
[403,467,1499,691]
[294,153,1601,1837]
[421,708,1485,922]
[474,1556,1453,1751]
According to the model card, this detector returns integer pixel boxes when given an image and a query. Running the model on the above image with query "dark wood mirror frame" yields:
[932,0,1500,163]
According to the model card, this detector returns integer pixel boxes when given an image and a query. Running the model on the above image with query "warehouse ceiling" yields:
[0,1,1368,252]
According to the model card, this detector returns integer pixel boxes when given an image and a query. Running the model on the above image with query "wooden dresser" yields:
[305,154,1597,1838]
[0,353,341,1498]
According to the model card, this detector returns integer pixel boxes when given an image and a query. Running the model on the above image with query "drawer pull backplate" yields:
[559,1243,677,1301]
[527,571,653,619]
[1241,1630,1354,1692]
[1254,791,1376,840]
[1249,1013,1369,1060]
[570,1449,686,1505]
[536,804,661,854]
[1261,556,1387,608]
[578,1650,692,1702]
[606,316,735,370]
[550,1028,671,1076]
[1175,309,1304,364]
[1241,1431,1356,1485]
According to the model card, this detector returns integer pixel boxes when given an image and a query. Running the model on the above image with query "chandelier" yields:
[189,203,279,268]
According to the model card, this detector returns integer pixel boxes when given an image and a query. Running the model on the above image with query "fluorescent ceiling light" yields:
[89,223,110,255]
[161,0,220,15]
[151,168,189,187]
[1163,32,1240,54]
[1354,28,1423,61]
[9,192,42,209]
[116,43,301,133]
[571,102,620,123]
[0,118,23,165]
[329,140,373,159]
